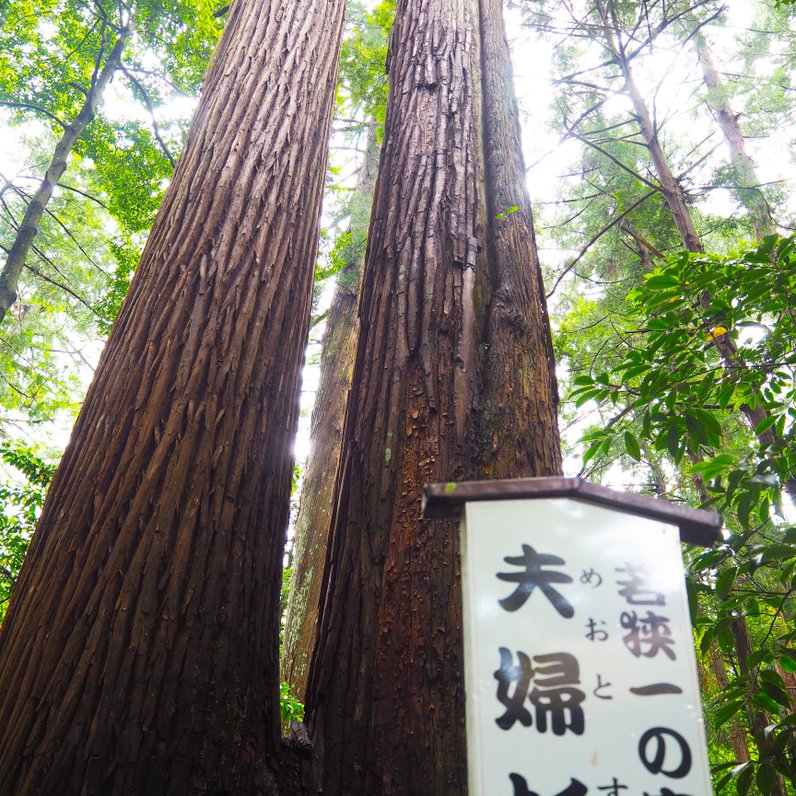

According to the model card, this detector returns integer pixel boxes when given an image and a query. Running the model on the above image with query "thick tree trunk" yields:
[304,0,561,792]
[281,130,379,703]
[306,3,483,787]
[0,0,345,792]
[693,30,775,241]
[0,25,131,323]
[479,0,562,477]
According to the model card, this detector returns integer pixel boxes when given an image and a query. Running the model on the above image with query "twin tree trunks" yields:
[0,0,561,794]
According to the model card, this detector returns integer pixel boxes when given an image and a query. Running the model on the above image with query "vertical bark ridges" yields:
[305,0,562,792]
[0,0,346,792]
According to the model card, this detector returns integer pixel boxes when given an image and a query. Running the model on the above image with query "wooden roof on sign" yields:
[422,477,722,547]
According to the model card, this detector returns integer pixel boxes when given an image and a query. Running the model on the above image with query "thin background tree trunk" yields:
[731,617,789,796]
[0,0,345,791]
[594,0,794,496]
[282,129,379,703]
[305,0,561,791]
[0,24,132,323]
[709,642,752,765]
[693,29,775,240]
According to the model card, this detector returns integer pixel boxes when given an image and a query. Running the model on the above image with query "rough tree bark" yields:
[0,24,132,323]
[281,130,379,703]
[478,0,561,478]
[304,0,562,791]
[0,0,345,792]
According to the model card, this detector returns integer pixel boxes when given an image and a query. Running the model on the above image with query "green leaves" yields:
[0,443,55,624]
[495,205,519,221]
[567,237,796,787]
[573,236,796,515]
[623,430,641,461]
[0,0,225,445]
[76,119,174,233]
[643,271,680,289]
[279,680,305,723]
[338,0,394,140]
[713,698,745,730]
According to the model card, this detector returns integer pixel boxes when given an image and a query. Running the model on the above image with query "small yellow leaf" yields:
[707,326,728,340]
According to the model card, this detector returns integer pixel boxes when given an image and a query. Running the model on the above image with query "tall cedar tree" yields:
[692,17,796,720]
[304,0,562,791]
[0,0,345,791]
[692,29,775,239]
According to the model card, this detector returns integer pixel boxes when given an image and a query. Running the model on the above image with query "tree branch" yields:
[0,22,132,324]
[0,101,67,130]
[120,64,177,168]
[562,117,661,190]
[546,188,658,298]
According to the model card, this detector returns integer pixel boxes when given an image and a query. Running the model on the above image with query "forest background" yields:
[0,0,794,792]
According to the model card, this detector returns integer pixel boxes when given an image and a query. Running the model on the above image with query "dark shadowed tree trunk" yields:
[304,0,562,791]
[282,130,379,703]
[731,617,789,796]
[0,0,345,791]
[708,642,752,765]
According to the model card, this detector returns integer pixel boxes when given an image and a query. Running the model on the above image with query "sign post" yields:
[423,477,722,796]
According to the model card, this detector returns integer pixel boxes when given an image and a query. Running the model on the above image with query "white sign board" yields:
[461,497,712,796]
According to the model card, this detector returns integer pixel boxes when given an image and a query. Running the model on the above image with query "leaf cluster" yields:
[569,234,796,788]
[574,235,796,507]
[0,442,55,624]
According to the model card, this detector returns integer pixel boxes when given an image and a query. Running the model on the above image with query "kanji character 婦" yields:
[495,648,585,735]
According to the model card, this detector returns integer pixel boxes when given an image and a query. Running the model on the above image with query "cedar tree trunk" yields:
[282,130,379,702]
[0,0,345,792]
[304,0,561,792]
[731,617,789,796]
[708,642,752,765]
[479,0,561,477]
